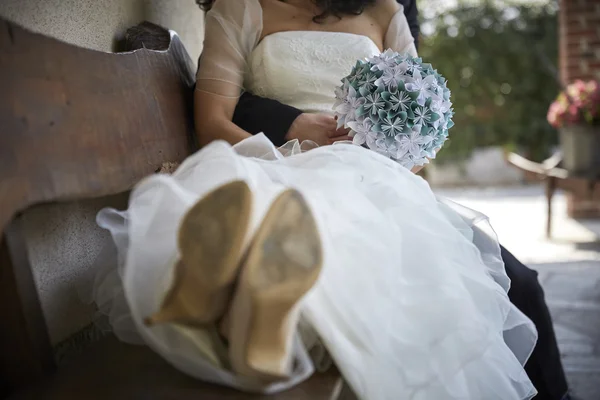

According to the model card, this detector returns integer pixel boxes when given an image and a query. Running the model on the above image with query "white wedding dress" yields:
[88,0,538,399]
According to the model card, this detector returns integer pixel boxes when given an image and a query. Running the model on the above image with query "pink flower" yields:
[587,80,599,92]
[547,102,565,127]
[568,104,577,114]
[548,80,600,127]
[568,105,580,123]
[555,101,567,117]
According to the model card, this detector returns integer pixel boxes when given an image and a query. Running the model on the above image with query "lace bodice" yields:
[245,31,381,114]
[197,0,417,103]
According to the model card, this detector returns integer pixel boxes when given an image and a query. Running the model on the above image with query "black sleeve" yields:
[232,92,303,147]
[400,0,419,50]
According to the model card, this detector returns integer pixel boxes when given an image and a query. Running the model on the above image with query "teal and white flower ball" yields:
[333,49,454,170]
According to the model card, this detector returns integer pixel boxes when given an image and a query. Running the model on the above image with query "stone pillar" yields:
[558,0,600,218]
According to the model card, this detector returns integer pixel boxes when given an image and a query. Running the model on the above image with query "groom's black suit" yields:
[223,1,570,398]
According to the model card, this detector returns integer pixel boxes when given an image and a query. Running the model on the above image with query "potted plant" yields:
[547,79,600,174]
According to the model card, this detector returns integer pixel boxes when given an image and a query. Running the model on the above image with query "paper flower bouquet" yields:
[334,50,454,169]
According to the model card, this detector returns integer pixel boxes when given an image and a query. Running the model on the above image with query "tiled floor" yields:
[537,261,600,400]
[437,185,600,400]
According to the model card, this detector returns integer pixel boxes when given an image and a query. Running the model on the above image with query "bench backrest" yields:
[0,18,196,394]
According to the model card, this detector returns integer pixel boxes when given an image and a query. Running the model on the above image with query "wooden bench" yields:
[0,18,341,399]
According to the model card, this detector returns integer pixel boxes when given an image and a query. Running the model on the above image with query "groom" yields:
[225,1,571,399]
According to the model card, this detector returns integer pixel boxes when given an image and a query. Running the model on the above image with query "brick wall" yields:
[559,0,600,84]
[566,183,600,218]
[558,0,600,218]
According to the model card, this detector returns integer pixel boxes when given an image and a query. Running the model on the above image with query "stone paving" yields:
[436,184,600,400]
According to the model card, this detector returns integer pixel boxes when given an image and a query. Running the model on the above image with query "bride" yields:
[91,0,539,398]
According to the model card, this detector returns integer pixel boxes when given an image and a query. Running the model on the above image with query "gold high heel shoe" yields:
[145,180,252,327]
[227,188,323,381]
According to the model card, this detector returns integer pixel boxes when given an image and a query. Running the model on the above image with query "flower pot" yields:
[559,125,600,174]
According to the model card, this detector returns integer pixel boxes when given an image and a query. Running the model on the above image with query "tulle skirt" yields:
[87,134,538,399]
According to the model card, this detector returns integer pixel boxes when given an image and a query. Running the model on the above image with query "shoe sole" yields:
[229,189,323,381]
[145,180,252,327]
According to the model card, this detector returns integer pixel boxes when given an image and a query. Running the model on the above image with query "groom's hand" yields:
[285,113,350,146]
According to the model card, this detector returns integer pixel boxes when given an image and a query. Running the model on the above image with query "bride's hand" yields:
[286,113,350,146]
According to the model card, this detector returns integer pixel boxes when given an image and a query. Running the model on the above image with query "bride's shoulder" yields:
[367,0,402,32]
[207,0,263,25]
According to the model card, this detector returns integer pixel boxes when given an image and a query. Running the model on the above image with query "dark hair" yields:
[196,0,377,22]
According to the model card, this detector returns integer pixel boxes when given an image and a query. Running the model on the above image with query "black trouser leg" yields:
[501,246,569,400]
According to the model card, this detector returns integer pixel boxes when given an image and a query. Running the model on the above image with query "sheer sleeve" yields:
[196,0,263,98]
[384,7,418,57]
